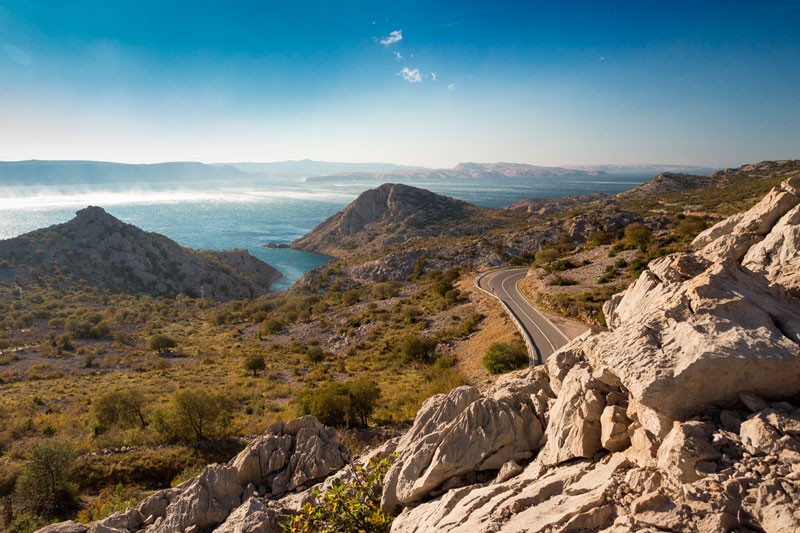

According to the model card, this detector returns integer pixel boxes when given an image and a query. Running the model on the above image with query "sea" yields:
[0,174,649,291]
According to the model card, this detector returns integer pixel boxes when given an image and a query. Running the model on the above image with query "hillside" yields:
[0,206,281,299]
[291,183,484,257]
[55,173,800,533]
[0,161,249,186]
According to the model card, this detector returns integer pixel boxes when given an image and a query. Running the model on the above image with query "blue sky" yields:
[0,1,798,167]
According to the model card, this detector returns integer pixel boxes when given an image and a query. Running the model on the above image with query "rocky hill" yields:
[291,183,482,257]
[615,172,717,198]
[49,176,800,532]
[0,206,281,299]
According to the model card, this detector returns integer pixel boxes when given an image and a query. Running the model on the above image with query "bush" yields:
[399,335,438,364]
[305,346,326,365]
[624,223,651,250]
[482,342,529,374]
[147,334,177,354]
[16,439,78,519]
[283,456,393,533]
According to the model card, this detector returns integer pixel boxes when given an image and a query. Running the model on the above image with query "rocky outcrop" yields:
[383,174,800,531]
[45,417,349,533]
[616,172,717,198]
[0,206,281,299]
[291,183,479,256]
[382,374,546,511]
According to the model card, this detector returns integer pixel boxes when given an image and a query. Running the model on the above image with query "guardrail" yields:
[474,271,542,366]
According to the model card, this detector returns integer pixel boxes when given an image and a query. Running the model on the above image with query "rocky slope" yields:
[0,206,281,299]
[48,175,800,532]
[291,183,483,257]
[615,172,717,198]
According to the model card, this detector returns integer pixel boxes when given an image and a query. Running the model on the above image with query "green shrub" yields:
[298,379,381,428]
[283,456,394,533]
[154,389,234,443]
[482,342,529,374]
[399,335,438,364]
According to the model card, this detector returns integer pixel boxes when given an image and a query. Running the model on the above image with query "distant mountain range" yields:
[0,159,719,187]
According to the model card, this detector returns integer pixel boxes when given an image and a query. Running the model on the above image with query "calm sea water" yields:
[0,174,648,290]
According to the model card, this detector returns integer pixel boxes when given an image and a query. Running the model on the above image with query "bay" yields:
[0,174,648,290]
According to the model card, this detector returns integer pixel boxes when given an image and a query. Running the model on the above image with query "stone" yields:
[656,421,720,483]
[382,382,544,510]
[537,363,607,467]
[740,392,770,412]
[213,497,279,533]
[35,522,89,533]
[600,405,631,452]
[231,416,349,498]
[495,460,523,484]
[719,410,743,433]
[159,464,243,533]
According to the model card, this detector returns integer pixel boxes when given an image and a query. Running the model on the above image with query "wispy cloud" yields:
[400,67,422,83]
[431,72,437,81]
[2,44,31,67]
[448,82,457,90]
[394,51,403,60]
[380,30,403,46]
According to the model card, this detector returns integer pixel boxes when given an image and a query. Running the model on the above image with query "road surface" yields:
[476,268,569,364]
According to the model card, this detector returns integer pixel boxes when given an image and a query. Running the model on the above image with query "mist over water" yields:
[0,174,648,290]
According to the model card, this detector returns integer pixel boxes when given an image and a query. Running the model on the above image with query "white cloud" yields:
[448,82,456,90]
[431,72,437,81]
[394,51,403,60]
[400,67,422,83]
[380,30,403,46]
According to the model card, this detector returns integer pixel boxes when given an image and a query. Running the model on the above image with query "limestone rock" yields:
[35,522,88,533]
[157,464,243,533]
[537,363,607,467]
[382,381,544,510]
[589,255,800,423]
[213,497,279,533]
[656,421,720,483]
[231,416,349,499]
[601,405,631,452]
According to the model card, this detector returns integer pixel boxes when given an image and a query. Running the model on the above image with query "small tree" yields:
[347,379,381,427]
[147,334,177,354]
[157,389,234,442]
[482,341,529,374]
[244,353,266,376]
[93,389,148,430]
[16,439,78,519]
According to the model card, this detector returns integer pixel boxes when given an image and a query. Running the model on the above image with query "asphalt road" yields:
[476,268,569,364]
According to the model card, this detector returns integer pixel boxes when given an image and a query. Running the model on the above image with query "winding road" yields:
[476,268,569,365]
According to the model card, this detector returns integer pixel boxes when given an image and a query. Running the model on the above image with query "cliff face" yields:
[0,206,281,300]
[291,183,477,256]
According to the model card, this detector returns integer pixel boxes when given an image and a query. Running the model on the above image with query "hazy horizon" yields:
[1,1,798,167]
